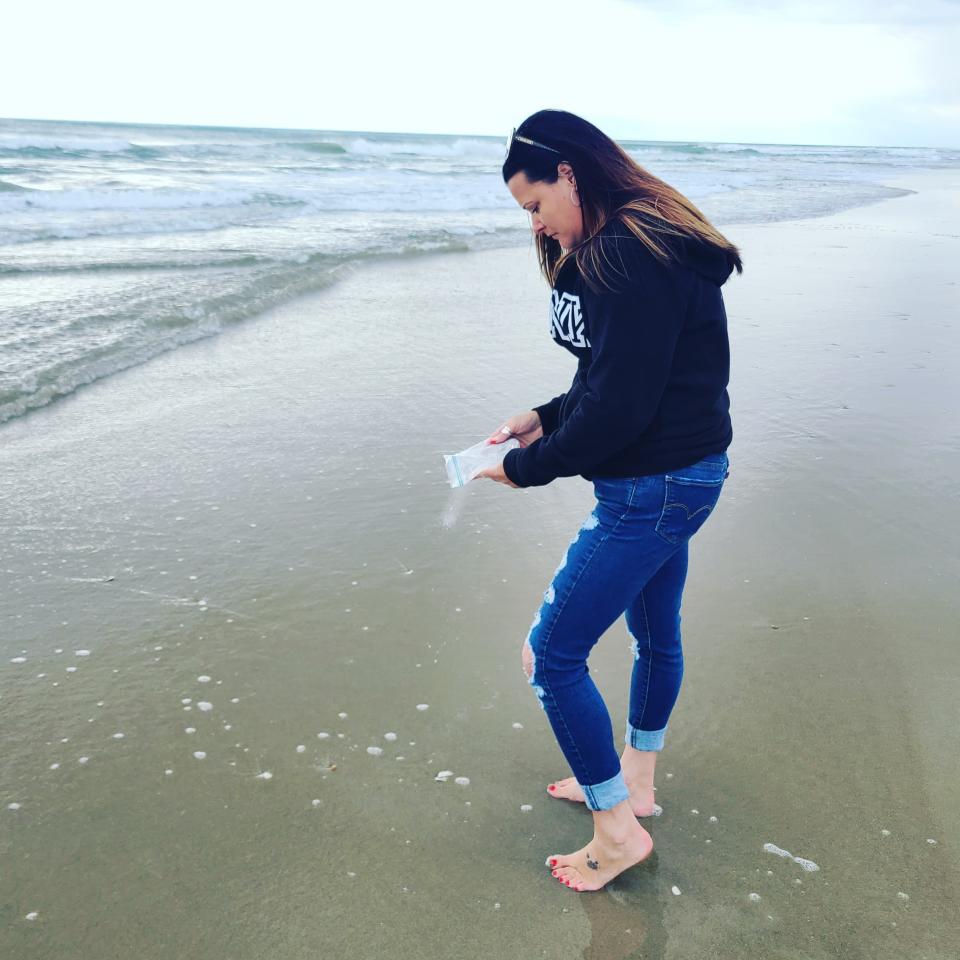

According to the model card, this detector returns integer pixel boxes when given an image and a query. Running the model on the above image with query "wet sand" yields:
[2,169,959,959]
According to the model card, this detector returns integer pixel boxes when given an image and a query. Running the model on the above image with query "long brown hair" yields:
[502,109,743,294]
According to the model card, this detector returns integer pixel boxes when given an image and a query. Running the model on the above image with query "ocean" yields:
[1,115,958,426]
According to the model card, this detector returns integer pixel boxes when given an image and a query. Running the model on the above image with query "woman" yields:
[477,110,742,893]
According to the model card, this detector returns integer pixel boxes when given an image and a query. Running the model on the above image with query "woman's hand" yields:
[475,410,540,488]
[474,460,520,488]
[484,410,543,448]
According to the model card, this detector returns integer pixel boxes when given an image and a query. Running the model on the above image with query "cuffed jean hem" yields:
[625,721,667,752]
[580,769,631,811]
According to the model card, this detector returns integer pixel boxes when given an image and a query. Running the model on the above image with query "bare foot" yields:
[548,821,654,892]
[547,776,659,818]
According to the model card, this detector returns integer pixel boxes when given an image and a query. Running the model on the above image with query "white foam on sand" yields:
[763,842,820,872]
[454,776,470,786]
[197,701,212,712]
[367,746,383,756]
[416,703,429,711]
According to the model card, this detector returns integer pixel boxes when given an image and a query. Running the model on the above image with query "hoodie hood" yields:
[594,219,735,289]
[676,236,735,287]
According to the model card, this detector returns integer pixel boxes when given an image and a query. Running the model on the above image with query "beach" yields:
[2,168,959,959]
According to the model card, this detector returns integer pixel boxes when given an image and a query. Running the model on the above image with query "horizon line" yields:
[1,114,956,153]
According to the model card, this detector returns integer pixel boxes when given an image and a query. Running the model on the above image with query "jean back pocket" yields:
[654,453,728,545]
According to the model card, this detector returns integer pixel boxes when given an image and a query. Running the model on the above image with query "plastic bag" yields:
[443,436,520,488]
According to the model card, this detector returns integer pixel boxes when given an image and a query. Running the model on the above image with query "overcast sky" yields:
[3,0,958,148]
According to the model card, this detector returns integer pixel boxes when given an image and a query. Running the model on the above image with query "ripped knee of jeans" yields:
[521,635,548,710]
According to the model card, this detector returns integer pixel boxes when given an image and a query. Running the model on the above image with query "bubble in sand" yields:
[671,885,681,896]
[79,756,89,765]
[881,829,891,836]
[25,911,39,920]
[748,893,761,902]
[709,815,718,822]
[434,770,454,782]
[8,802,22,810]
[691,808,699,815]
[512,722,523,730]
[296,745,306,753]
[897,891,909,901]
[181,698,192,705]
[312,799,322,807]
[76,650,91,657]
[193,751,207,760]
[197,702,212,712]
[338,712,348,719]
[255,771,273,780]
[317,732,330,739]
[230,698,240,704]
[520,804,533,812]
[165,769,173,775]
[50,763,60,770]
[112,732,125,739]
[454,776,470,786]
[367,746,383,756]
[185,727,196,734]
[10,657,26,664]
[652,803,663,816]
[926,838,937,845]
[416,703,429,711]
[384,732,398,741]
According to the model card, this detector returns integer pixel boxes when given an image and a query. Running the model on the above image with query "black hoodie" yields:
[502,220,734,488]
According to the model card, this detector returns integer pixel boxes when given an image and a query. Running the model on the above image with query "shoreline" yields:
[1,165,954,434]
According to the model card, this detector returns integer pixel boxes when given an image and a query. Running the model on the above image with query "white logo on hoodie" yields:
[550,289,590,349]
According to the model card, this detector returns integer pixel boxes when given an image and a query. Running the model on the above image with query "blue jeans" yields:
[522,452,730,811]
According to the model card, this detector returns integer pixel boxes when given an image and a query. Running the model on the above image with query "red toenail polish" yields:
[549,858,557,866]
[548,784,556,791]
